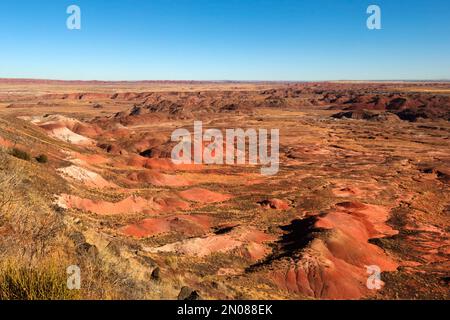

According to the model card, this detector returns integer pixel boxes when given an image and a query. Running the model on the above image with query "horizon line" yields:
[1,77,450,84]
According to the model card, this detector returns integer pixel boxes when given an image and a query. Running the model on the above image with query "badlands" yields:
[0,79,448,299]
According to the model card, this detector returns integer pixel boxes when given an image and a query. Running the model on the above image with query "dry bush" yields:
[9,147,31,161]
[35,154,48,163]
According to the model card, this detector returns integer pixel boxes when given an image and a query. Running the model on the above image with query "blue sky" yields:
[0,0,449,81]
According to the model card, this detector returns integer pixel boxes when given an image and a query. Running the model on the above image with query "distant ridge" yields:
[0,78,293,85]
[0,78,448,85]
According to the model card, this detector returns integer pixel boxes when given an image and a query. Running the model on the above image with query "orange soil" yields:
[0,136,12,147]
[121,214,212,238]
[178,187,232,203]
[57,194,186,215]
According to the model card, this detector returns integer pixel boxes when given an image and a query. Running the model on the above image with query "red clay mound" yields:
[270,201,398,299]
[179,187,232,203]
[56,193,189,215]
[272,239,371,299]
[56,194,161,215]
[330,202,399,239]
[75,153,109,165]
[71,123,103,138]
[154,197,190,211]
[121,214,212,238]
[125,155,148,168]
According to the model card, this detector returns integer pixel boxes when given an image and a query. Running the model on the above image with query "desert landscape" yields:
[0,79,448,300]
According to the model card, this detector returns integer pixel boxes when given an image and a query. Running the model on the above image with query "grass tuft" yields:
[0,261,79,300]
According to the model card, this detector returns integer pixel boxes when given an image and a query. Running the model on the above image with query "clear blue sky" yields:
[0,0,449,81]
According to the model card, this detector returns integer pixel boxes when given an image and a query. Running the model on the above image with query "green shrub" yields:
[9,148,31,161]
[35,154,48,163]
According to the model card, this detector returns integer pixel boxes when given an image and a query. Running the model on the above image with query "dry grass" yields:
[0,149,75,300]
[0,261,79,300]
[0,150,65,262]
[0,148,143,299]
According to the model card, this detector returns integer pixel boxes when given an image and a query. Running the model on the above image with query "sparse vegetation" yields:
[1,153,67,288]
[1,150,63,261]
[9,147,31,161]
[35,154,48,163]
[0,150,145,300]
[0,261,78,300]
[0,151,75,299]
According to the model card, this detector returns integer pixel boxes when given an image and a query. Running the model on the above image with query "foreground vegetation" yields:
[0,148,133,300]
[0,261,78,300]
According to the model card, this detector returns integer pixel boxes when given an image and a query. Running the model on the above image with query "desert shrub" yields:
[0,261,78,300]
[35,154,48,163]
[9,148,31,161]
